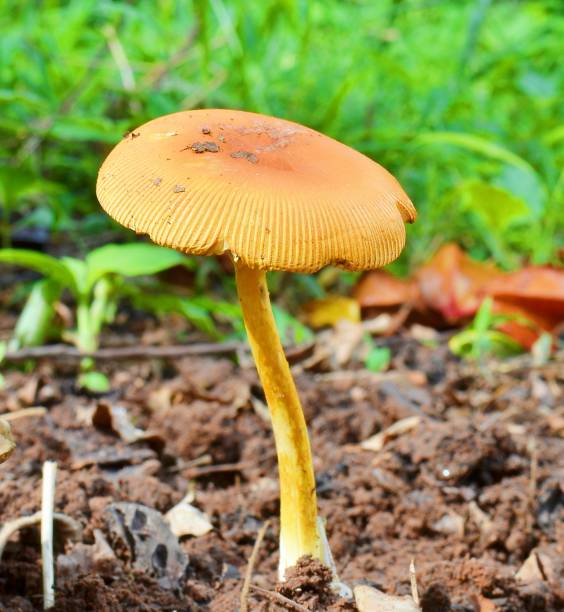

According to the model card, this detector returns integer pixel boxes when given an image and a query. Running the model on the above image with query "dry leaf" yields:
[354,270,419,309]
[432,512,465,537]
[165,498,213,537]
[105,502,189,590]
[0,511,81,560]
[515,548,556,585]
[468,501,495,543]
[354,585,420,612]
[301,295,360,328]
[301,320,366,371]
[0,419,16,463]
[92,403,164,450]
[361,416,421,452]
[516,551,545,584]
[417,243,503,323]
[488,266,564,347]
[474,594,498,612]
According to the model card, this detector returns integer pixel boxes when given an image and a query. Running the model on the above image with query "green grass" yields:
[1,0,563,272]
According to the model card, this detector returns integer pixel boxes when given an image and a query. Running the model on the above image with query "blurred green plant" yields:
[448,297,524,361]
[0,244,206,389]
[0,0,561,272]
[0,242,314,388]
[0,243,199,352]
[364,342,392,373]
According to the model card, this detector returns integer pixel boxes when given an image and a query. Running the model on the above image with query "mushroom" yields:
[96,109,416,588]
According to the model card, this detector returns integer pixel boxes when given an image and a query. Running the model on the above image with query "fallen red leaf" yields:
[353,270,419,308]
[416,243,504,323]
[488,267,564,348]
[487,267,564,319]
[352,243,564,349]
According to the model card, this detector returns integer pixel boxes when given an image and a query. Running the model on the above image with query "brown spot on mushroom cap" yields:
[230,150,258,164]
[97,108,416,272]
[190,141,219,154]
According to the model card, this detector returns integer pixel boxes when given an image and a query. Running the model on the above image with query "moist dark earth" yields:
[0,322,562,611]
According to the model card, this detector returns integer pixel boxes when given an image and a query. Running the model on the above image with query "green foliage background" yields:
[1,0,563,271]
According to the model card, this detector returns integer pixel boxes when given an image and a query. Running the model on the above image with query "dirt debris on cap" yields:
[190,141,219,153]
[230,150,258,164]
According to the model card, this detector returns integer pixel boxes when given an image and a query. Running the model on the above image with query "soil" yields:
[0,327,562,611]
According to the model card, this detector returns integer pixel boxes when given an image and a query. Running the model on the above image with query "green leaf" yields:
[127,290,220,339]
[49,116,128,143]
[59,256,89,297]
[78,371,111,393]
[364,346,391,372]
[544,125,564,146]
[10,279,61,350]
[448,309,523,360]
[417,132,536,174]
[495,166,546,217]
[0,167,56,206]
[460,181,530,231]
[473,297,494,335]
[272,305,314,345]
[0,249,75,289]
[85,243,192,290]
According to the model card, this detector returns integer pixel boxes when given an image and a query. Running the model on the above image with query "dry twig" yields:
[240,520,270,612]
[528,437,538,500]
[249,585,309,611]
[184,461,252,479]
[410,558,420,607]
[41,461,57,609]
[0,406,47,421]
[3,342,243,362]
[3,341,311,364]
[102,24,136,92]
[0,511,80,561]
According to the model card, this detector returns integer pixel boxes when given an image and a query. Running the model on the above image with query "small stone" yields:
[173,185,186,193]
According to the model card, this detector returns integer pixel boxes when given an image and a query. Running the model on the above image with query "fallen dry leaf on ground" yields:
[353,270,420,309]
[416,243,503,323]
[354,584,420,611]
[92,402,164,450]
[489,266,564,347]
[352,244,564,348]
[105,502,189,589]
[361,416,422,452]
[165,497,213,537]
[0,419,15,463]
[301,295,360,328]
[0,511,81,560]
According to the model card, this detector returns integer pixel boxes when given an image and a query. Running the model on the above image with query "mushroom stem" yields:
[235,262,321,575]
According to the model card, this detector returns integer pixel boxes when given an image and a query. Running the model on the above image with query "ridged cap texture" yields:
[96,109,416,272]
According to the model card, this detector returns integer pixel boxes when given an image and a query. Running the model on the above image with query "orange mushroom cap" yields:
[96,109,416,272]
